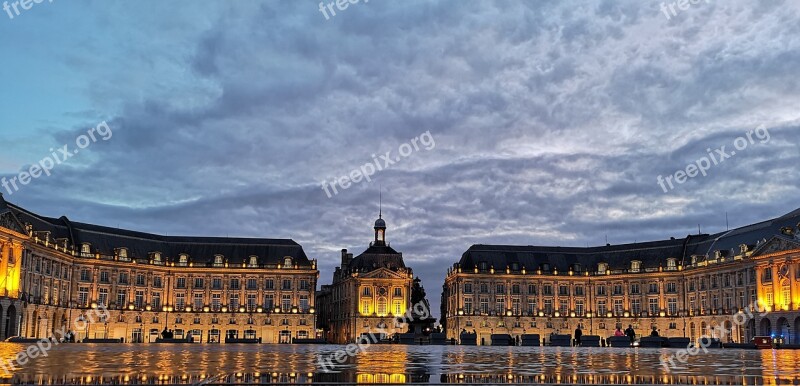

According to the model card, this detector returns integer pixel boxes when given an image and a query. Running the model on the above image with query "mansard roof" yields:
[349,244,407,271]
[457,207,800,272]
[0,196,312,267]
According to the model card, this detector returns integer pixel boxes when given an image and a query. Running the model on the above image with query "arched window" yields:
[178,254,189,266]
[377,297,387,316]
[81,244,92,257]
[249,256,258,267]
[598,262,608,273]
[631,260,641,273]
[214,255,224,267]
[118,248,128,259]
[284,257,292,268]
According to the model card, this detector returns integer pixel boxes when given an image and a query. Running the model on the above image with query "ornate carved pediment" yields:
[360,268,407,280]
[0,210,26,235]
[751,236,800,257]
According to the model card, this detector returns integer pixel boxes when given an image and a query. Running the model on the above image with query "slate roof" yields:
[0,195,312,267]
[457,208,800,272]
[349,244,406,271]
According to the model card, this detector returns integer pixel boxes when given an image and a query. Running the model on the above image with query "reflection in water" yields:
[1,343,800,384]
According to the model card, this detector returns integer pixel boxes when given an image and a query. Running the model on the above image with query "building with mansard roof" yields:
[443,208,800,346]
[0,194,318,343]
[316,213,415,344]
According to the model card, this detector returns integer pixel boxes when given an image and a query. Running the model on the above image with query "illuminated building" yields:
[316,213,414,344]
[0,195,318,343]
[443,208,800,345]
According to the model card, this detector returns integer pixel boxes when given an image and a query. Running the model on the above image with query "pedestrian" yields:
[574,326,583,346]
[614,327,625,336]
[650,326,659,337]
[625,325,636,345]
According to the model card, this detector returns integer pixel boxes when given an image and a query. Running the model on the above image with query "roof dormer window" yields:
[81,243,92,257]
[214,255,224,267]
[283,257,293,268]
[631,260,641,273]
[597,262,608,274]
[667,258,677,270]
[248,256,259,268]
[151,252,162,264]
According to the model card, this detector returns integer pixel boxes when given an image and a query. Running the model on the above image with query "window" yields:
[496,297,505,314]
[152,292,161,310]
[630,283,640,295]
[299,280,310,291]
[574,286,584,296]
[362,287,372,297]
[80,269,91,282]
[230,278,240,290]
[135,290,144,309]
[598,262,608,273]
[194,278,204,289]
[463,283,473,294]
[117,290,127,307]
[575,300,584,316]
[264,294,274,310]
[649,298,659,315]
[152,252,162,263]
[631,298,641,315]
[300,295,309,312]
[98,288,108,307]
[394,287,403,297]
[265,279,274,290]
[247,279,258,290]
[464,298,473,314]
[527,299,537,315]
[631,260,641,272]
[81,243,92,257]
[613,285,623,296]
[99,271,109,283]
[763,268,773,283]
[480,298,489,314]
[559,300,568,314]
[496,284,505,294]
[212,278,222,290]
[281,279,291,290]
[544,299,553,315]
[229,294,239,310]
[666,258,677,270]
[284,257,292,267]
[559,285,569,296]
[666,282,676,293]
[596,285,606,296]
[512,284,520,295]
[543,285,553,296]
[118,248,128,260]
[613,299,623,315]
[282,295,291,312]
[649,283,659,294]
[136,274,146,286]
[597,300,607,316]
[214,255,224,267]
[176,277,186,289]
[527,284,537,295]
[480,283,488,293]
[119,273,129,285]
[153,276,162,288]
[176,294,185,311]
[178,254,189,266]
[248,256,258,267]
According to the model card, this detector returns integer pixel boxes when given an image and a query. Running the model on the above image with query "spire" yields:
[379,185,382,219]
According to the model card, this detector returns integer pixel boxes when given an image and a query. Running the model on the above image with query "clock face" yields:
[379,287,387,296]
[778,264,789,278]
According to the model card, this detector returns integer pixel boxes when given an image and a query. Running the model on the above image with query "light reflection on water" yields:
[1,343,799,384]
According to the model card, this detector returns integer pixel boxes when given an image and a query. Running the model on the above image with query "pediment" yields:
[751,236,800,257]
[0,209,27,235]
[359,267,408,280]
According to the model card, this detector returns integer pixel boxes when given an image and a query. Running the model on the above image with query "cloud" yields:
[2,0,800,317]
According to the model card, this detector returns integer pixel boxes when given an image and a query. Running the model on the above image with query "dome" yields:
[374,217,386,228]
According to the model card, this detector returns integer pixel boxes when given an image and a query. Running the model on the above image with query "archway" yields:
[746,319,756,342]
[776,317,789,341]
[759,318,771,337]
[5,305,17,337]
[794,317,800,344]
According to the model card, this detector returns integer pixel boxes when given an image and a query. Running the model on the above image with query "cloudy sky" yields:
[1,0,799,317]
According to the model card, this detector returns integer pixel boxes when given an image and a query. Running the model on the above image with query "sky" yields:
[1,0,799,318]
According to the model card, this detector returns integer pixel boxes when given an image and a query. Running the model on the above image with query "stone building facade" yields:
[316,214,414,344]
[0,195,318,343]
[443,208,800,345]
